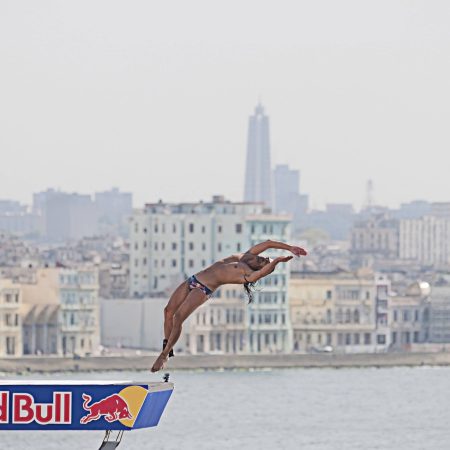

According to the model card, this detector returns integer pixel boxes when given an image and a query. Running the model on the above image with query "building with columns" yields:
[21,267,100,356]
[289,269,389,353]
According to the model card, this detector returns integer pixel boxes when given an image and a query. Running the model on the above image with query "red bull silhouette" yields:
[80,393,133,424]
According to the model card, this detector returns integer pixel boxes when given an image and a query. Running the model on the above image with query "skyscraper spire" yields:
[243,102,273,207]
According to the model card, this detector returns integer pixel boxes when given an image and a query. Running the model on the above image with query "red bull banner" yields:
[0,380,173,431]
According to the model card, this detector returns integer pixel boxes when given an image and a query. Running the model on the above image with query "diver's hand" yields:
[290,246,308,257]
[274,255,294,264]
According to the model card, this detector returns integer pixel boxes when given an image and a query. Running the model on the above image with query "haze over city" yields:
[2,0,450,209]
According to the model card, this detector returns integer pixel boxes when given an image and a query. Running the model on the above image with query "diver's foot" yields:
[151,354,168,373]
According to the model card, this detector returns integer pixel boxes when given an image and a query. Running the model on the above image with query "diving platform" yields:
[0,377,174,448]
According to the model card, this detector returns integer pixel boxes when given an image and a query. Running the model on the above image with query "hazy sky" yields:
[1,1,450,210]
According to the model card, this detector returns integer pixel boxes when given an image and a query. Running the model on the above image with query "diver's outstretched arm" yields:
[247,240,307,257]
[244,256,293,283]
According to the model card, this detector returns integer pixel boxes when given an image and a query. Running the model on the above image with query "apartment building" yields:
[289,269,386,353]
[130,197,293,353]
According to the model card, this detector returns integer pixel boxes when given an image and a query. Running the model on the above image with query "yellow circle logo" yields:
[118,386,148,428]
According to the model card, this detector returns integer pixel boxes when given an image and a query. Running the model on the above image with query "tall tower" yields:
[244,103,272,207]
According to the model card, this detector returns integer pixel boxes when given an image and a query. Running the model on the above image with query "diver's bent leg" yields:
[151,289,208,372]
[163,281,189,352]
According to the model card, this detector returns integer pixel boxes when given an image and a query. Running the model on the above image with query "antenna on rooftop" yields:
[365,179,374,210]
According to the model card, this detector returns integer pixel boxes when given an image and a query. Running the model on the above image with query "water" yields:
[0,366,449,450]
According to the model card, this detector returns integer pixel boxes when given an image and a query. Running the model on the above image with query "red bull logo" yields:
[80,393,133,424]
[0,391,71,425]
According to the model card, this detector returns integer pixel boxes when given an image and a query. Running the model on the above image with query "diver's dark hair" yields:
[243,276,256,304]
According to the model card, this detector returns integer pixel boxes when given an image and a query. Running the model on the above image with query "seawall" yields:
[1,352,450,374]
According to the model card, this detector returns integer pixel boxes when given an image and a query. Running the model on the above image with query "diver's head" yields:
[241,252,270,271]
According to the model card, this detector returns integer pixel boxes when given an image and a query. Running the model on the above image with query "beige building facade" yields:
[289,270,387,354]
[21,267,100,356]
[0,279,22,356]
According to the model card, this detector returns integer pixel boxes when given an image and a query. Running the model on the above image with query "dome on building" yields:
[406,281,431,298]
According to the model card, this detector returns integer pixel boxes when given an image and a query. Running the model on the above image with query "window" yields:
[405,332,411,344]
[172,259,177,267]
[236,224,242,233]
[172,242,177,250]
[364,333,371,345]
[393,310,398,322]
[337,333,343,345]
[6,337,15,355]
[413,331,420,343]
[162,242,165,250]
[354,333,360,345]
[218,225,222,233]
[353,309,360,323]
[202,243,206,251]
[326,333,332,345]
[143,258,147,266]
[218,243,222,252]
[326,290,332,300]
[189,223,194,233]
[377,334,386,344]
[189,260,194,268]
[345,309,351,323]
[237,243,241,251]
[154,225,158,233]
[143,227,147,233]
[345,333,351,345]
[189,242,194,251]
[414,310,419,322]
[403,310,409,322]
[201,226,206,233]
[173,224,177,233]
[392,332,397,344]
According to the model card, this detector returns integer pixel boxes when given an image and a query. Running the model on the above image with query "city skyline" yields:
[2,1,450,209]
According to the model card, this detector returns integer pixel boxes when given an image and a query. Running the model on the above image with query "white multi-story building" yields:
[389,282,430,349]
[399,216,450,267]
[130,197,292,353]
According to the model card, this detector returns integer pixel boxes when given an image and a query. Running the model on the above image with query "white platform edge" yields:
[0,380,174,392]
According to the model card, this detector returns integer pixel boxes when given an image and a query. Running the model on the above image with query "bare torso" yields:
[194,254,249,291]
